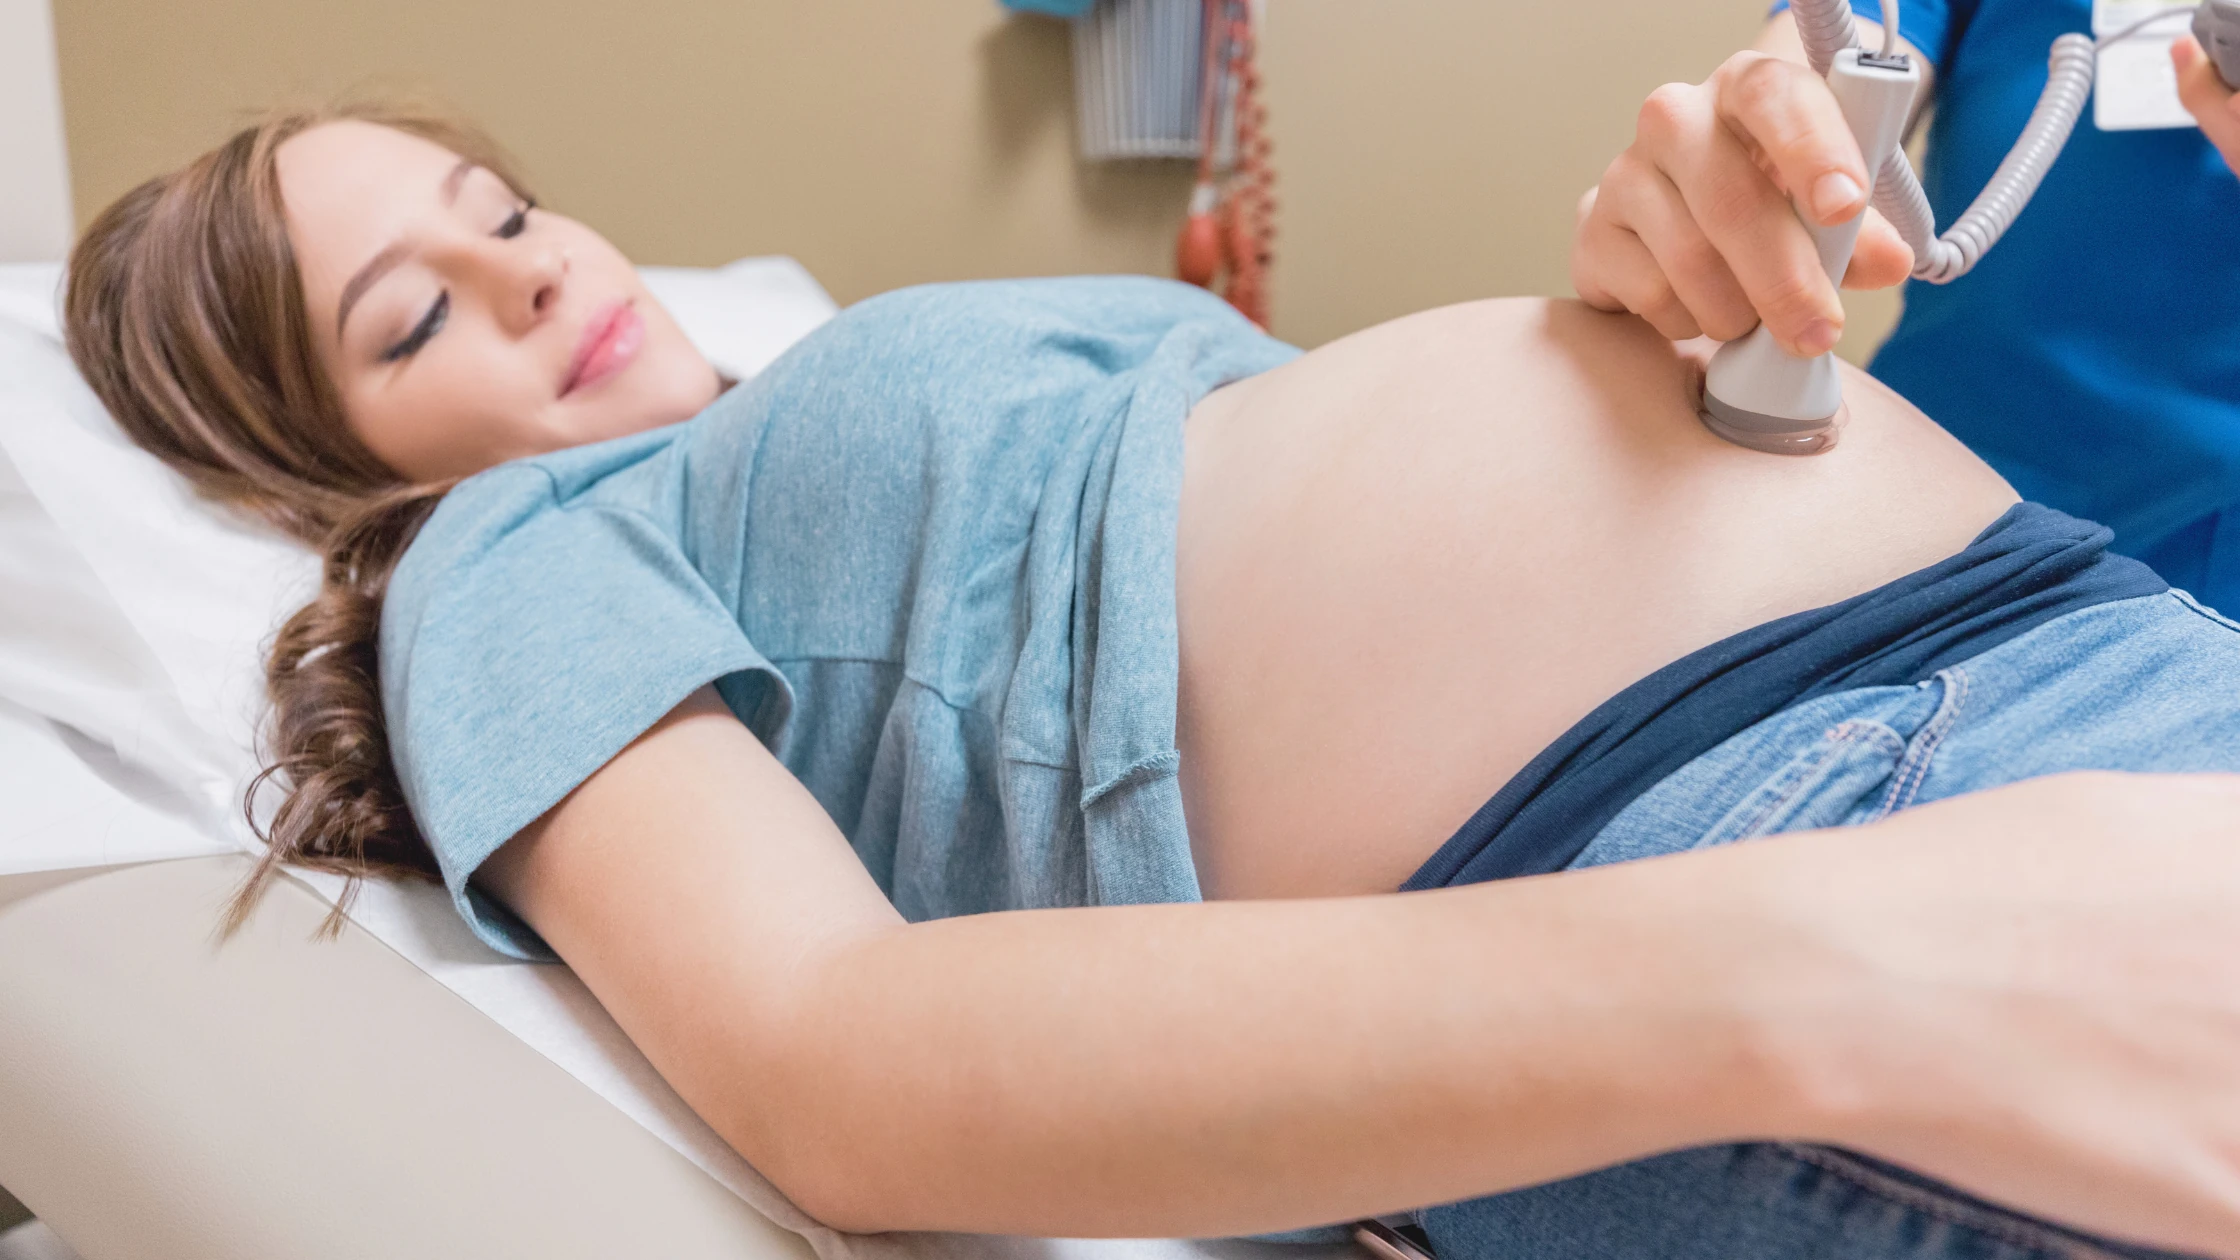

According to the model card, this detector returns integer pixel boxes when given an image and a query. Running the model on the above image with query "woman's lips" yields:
[561,300,644,398]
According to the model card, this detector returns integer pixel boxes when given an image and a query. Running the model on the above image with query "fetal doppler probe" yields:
[1701,0,2240,454]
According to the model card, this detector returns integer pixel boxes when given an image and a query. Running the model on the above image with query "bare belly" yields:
[1173,298,2018,901]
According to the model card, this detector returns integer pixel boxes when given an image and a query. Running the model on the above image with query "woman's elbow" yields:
[694,967,951,1232]
[755,1142,892,1234]
[717,1073,932,1234]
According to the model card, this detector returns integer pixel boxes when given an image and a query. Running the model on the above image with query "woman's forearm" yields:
[767,776,2240,1253]
[498,693,1833,1236]
[498,696,2240,1252]
[737,845,1829,1236]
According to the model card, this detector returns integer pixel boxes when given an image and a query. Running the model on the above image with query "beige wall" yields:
[52,0,1898,358]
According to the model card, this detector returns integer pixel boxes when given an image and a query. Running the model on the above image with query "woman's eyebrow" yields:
[335,158,478,340]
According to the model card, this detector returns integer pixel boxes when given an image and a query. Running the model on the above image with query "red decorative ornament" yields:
[1175,0,1276,329]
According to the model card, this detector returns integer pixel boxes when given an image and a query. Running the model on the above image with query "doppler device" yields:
[1701,0,2240,454]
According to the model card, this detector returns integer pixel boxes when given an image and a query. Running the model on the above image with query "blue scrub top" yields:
[1781,0,2240,606]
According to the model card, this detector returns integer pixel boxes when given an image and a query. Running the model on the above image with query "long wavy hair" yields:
[64,102,532,933]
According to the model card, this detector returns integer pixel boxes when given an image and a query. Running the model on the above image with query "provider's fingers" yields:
[2173,35,2240,175]
[1709,52,1873,226]
[1636,79,1844,355]
[1843,207,1915,290]
[1573,207,1706,342]
[1597,152,1759,341]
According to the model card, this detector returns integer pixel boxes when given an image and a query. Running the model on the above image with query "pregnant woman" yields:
[61,104,2240,1259]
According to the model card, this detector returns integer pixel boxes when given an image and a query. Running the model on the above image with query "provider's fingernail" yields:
[1798,318,1841,355]
[1811,171,1864,221]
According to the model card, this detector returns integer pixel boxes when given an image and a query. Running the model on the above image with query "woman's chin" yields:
[562,390,712,451]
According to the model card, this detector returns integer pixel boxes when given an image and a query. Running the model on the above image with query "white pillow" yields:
[0,257,838,841]
[0,690,235,877]
[0,264,62,339]
[0,301,274,841]
[639,258,839,381]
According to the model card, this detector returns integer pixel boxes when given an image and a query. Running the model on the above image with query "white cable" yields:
[1881,0,1902,57]
[1793,0,1859,75]
[1789,0,2095,283]
[2097,4,2196,47]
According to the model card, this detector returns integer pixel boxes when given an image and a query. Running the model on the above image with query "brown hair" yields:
[63,102,533,932]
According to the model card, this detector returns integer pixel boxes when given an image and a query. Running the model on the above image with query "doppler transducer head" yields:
[1699,0,2126,454]
[1698,47,1922,455]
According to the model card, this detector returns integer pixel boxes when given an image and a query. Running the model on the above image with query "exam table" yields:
[0,858,818,1260]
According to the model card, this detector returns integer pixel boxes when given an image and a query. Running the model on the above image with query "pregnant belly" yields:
[1173,298,2018,901]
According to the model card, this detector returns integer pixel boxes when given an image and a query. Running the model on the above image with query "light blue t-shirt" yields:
[1778,0,2240,605]
[380,277,1298,959]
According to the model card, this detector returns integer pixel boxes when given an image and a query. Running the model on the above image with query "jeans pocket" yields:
[1572,681,1954,871]
[1693,719,1910,848]
[1707,666,1978,844]
[1853,667,1972,825]
[1573,710,1916,871]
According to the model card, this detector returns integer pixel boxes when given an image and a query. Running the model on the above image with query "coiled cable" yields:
[1793,0,1862,75]
[1790,0,2095,283]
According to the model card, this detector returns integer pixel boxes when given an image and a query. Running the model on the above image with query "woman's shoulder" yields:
[384,426,693,644]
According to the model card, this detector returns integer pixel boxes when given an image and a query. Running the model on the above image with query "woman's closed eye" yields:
[381,292,449,363]
[495,198,534,241]
[380,199,537,364]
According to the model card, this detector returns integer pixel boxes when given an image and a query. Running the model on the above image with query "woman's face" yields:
[277,121,721,483]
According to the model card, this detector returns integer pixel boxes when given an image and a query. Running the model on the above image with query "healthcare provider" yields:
[1577,1,2240,609]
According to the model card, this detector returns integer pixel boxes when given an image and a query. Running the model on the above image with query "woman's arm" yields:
[484,690,2240,1255]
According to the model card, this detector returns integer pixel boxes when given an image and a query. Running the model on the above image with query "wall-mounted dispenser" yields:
[1003,0,1276,326]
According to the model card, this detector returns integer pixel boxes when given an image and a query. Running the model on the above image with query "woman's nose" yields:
[482,242,568,334]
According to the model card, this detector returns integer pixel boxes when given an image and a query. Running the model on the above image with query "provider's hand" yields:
[2175,34,2240,177]
[1767,773,2240,1256]
[1573,51,1914,356]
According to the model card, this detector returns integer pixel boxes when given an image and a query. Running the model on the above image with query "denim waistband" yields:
[1402,503,2169,891]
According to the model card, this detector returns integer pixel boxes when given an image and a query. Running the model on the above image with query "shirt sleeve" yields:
[1769,0,1958,71]
[382,487,785,960]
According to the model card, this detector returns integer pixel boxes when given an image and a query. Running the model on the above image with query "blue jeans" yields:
[1421,590,2240,1260]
